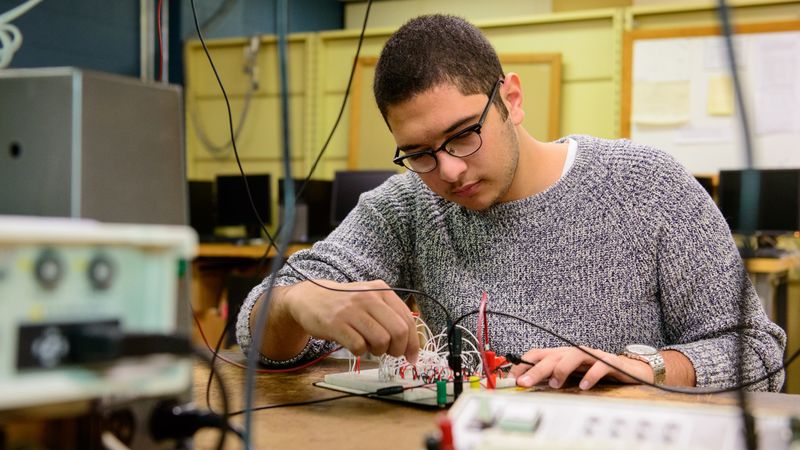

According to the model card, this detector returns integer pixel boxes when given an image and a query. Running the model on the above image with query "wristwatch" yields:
[621,344,666,385]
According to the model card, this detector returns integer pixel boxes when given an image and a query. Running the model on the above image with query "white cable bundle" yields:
[370,316,484,383]
[0,0,42,69]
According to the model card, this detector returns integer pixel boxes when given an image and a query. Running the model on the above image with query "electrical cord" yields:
[0,0,42,69]
[186,5,787,440]
[450,309,796,395]
[190,35,260,157]
[227,383,431,416]
[191,348,237,450]
[186,0,448,424]
[505,348,799,395]
[156,0,164,81]
[190,306,343,415]
[186,0,782,440]
[228,393,358,415]
[239,1,296,447]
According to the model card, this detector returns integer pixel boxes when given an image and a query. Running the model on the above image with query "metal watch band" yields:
[623,348,666,385]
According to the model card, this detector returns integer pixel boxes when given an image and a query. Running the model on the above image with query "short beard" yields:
[487,119,520,207]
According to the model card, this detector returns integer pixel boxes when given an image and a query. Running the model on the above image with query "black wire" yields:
[298,0,374,196]
[243,0,295,445]
[205,317,229,415]
[192,348,233,450]
[228,393,360,416]
[451,309,796,395]
[228,383,429,416]
[186,0,454,417]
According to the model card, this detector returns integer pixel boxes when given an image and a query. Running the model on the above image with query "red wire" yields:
[478,292,490,378]
[156,0,164,81]
[192,309,341,373]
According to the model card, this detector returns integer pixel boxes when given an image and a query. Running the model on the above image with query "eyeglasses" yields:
[392,79,504,174]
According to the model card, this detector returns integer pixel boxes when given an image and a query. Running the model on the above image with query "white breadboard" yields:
[318,368,517,406]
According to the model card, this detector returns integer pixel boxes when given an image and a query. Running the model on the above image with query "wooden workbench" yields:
[193,354,800,450]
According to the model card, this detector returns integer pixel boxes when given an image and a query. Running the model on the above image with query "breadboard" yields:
[317,368,517,407]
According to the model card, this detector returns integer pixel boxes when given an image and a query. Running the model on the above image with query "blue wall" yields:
[2,0,140,76]
[183,0,344,39]
[2,0,343,80]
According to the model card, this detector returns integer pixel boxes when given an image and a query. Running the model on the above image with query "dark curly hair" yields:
[374,14,507,123]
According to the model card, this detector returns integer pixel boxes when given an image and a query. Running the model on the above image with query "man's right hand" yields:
[259,279,419,363]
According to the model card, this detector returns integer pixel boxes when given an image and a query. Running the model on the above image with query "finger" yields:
[509,362,533,378]
[380,290,419,363]
[333,323,368,357]
[516,355,560,388]
[360,295,411,358]
[509,347,571,378]
[509,349,549,378]
[550,349,598,389]
[579,359,614,390]
[348,311,393,356]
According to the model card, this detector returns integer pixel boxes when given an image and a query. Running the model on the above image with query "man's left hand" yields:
[509,346,653,390]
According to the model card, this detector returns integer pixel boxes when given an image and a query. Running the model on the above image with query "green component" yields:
[177,259,188,277]
[436,380,447,407]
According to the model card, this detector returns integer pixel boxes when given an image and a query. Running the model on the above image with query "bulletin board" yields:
[621,21,800,174]
[348,54,562,170]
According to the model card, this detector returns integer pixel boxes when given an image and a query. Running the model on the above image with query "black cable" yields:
[242,1,295,446]
[298,0,374,198]
[188,0,379,357]
[505,347,799,395]
[205,316,229,415]
[450,309,795,395]
[186,0,454,422]
[192,348,234,450]
[228,384,422,416]
[229,393,358,415]
[186,0,448,438]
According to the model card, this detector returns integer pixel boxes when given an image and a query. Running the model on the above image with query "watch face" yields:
[626,344,657,356]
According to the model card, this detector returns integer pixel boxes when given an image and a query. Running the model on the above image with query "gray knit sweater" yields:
[236,135,786,391]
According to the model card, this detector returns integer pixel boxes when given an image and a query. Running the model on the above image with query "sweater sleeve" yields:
[650,157,786,391]
[235,175,415,368]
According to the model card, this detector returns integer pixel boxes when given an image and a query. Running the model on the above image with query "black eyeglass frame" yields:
[392,79,505,174]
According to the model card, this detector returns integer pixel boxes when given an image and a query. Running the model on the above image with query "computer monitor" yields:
[330,170,396,227]
[718,169,800,234]
[188,180,216,239]
[278,178,334,242]
[215,174,272,239]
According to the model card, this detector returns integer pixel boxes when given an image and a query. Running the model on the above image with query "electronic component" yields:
[317,315,516,406]
[448,390,795,450]
[0,216,196,410]
[318,368,517,406]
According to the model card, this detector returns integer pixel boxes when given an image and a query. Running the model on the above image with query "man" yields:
[236,14,785,391]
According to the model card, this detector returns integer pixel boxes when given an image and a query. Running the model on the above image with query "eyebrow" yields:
[397,113,480,152]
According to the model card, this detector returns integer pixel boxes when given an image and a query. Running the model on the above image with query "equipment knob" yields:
[35,250,63,289]
[88,255,115,290]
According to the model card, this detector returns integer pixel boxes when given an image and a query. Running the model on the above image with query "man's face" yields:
[386,83,519,211]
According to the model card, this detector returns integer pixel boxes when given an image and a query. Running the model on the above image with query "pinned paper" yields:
[707,75,735,116]
[632,80,691,125]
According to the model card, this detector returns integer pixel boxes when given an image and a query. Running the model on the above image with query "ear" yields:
[501,72,525,125]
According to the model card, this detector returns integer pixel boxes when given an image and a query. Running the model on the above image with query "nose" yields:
[435,151,468,183]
